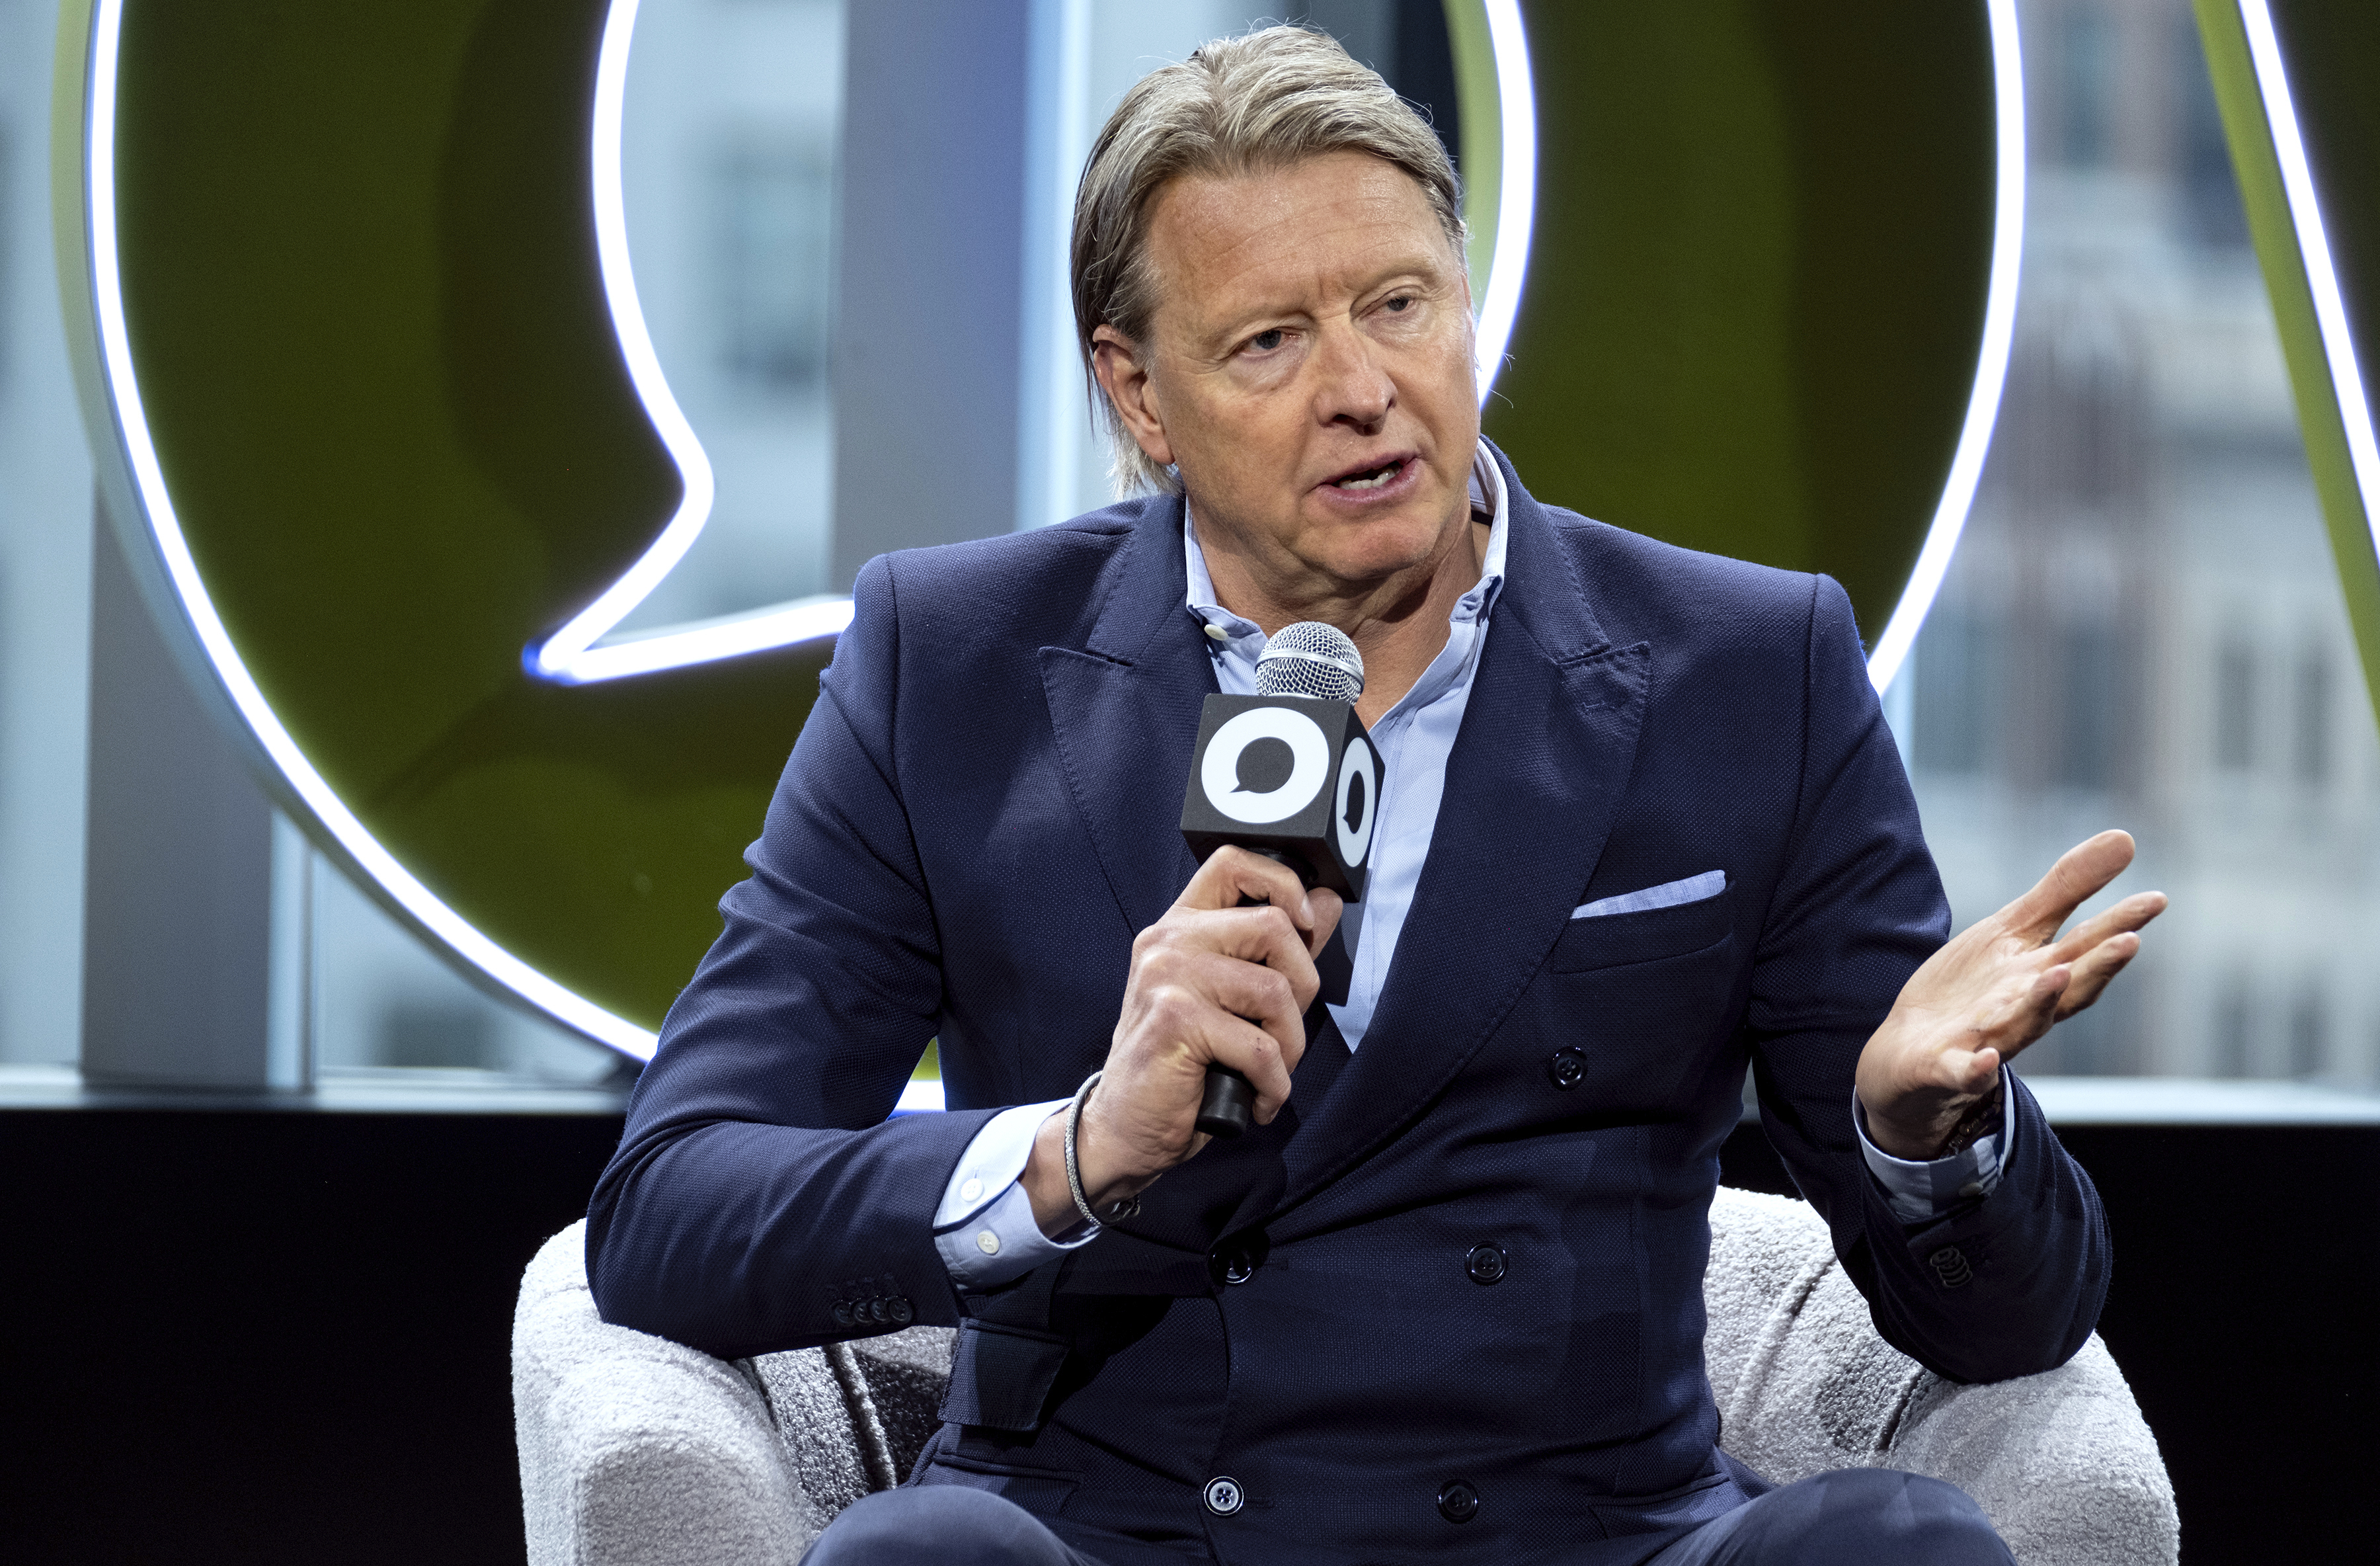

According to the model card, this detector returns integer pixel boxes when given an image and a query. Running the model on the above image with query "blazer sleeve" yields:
[1745,575,2112,1385]
[584,555,1000,1361]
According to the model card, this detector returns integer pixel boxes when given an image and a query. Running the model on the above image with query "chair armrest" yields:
[1706,1188,2177,1566]
[513,1221,814,1566]
[1891,1339,2178,1566]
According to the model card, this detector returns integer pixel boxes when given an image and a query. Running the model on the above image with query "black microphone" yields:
[1178,622,1382,1136]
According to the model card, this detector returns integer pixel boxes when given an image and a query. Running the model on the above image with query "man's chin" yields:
[1298,542,1458,599]
[1189,482,1466,594]
[1304,501,1467,572]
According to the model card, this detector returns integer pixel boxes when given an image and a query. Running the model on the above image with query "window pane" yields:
[2215,640,2256,770]
[1913,605,1996,774]
[715,140,833,394]
[2294,646,2332,784]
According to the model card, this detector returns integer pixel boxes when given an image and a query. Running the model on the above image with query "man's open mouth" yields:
[1329,460,1406,492]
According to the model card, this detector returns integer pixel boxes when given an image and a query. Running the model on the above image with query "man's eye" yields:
[1383,295,1412,313]
[1249,329,1285,353]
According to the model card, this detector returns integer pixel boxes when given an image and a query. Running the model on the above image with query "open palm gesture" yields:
[1856,831,2167,1160]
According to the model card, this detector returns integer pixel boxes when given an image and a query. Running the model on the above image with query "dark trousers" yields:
[802,1468,2015,1566]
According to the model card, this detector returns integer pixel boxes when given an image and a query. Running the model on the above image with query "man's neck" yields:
[1198,509,1489,727]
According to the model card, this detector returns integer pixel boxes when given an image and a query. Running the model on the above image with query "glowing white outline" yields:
[1473,0,1536,403]
[526,0,838,687]
[1863,0,2026,694]
[2237,0,2380,571]
[82,0,660,1057]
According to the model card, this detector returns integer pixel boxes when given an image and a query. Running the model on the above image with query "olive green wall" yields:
[1482,1,1995,641]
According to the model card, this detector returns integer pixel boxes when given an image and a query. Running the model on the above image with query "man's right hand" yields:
[1021,847,1343,1237]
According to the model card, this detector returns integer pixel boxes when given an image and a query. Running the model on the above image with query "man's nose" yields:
[1312,319,1392,432]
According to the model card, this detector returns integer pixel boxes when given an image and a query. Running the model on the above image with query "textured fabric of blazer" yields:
[588,446,2112,1566]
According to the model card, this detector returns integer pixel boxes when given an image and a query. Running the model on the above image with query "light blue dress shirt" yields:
[932,440,2003,1286]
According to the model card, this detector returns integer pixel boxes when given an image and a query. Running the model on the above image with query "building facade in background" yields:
[1909,0,2380,1083]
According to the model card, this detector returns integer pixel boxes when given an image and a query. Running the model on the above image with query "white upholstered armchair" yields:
[513,1187,2178,1565]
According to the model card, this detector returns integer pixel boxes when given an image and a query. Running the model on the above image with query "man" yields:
[589,28,2159,1565]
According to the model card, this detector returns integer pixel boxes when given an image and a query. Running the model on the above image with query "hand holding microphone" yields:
[1022,625,1377,1237]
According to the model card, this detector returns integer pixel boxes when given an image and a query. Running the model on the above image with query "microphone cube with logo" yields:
[1179,693,1379,902]
[1175,622,1380,1139]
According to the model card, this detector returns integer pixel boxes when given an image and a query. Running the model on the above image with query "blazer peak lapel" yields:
[1039,506,1215,938]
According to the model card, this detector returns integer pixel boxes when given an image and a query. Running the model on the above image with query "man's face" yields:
[1098,150,1480,596]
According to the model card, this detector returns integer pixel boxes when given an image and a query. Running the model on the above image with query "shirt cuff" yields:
[1851,1088,2015,1225]
[933,1099,1098,1290]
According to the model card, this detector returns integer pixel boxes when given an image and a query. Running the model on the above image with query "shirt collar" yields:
[1183,440,1510,642]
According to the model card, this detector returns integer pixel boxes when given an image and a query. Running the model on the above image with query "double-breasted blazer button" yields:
[1204,1476,1245,1516]
[887,1295,914,1325]
[1546,1048,1589,1090]
[830,1301,854,1329]
[1465,1244,1507,1285]
[1437,1479,1480,1523]
[1928,1246,1973,1288]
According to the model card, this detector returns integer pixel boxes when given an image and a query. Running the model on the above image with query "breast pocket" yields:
[1527,887,1741,1119]
[1547,886,1732,972]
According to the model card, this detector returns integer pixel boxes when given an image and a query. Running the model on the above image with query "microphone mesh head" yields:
[1256,621,1365,702]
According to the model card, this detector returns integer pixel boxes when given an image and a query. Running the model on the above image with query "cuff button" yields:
[1928,1245,1973,1288]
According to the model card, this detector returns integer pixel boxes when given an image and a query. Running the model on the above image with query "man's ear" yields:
[1091,325,1174,472]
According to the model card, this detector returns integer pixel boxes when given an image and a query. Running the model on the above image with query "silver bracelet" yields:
[1065,1071,1140,1229]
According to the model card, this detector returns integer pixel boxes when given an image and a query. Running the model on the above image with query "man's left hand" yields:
[1856,829,2166,1160]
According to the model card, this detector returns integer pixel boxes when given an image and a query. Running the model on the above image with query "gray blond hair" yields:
[1072,25,1466,497]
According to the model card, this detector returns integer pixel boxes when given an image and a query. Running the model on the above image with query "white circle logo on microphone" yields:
[1334,737,1378,868]
[1200,707,1331,825]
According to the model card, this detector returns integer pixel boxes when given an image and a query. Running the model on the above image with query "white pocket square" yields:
[1571,870,1726,920]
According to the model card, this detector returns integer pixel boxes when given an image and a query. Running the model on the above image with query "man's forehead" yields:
[1143,155,1452,325]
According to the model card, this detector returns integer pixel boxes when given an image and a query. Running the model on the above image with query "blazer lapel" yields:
[1278,454,1652,1212]
[1039,498,1216,939]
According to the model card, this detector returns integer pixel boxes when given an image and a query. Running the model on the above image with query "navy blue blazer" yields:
[588,448,2110,1564]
